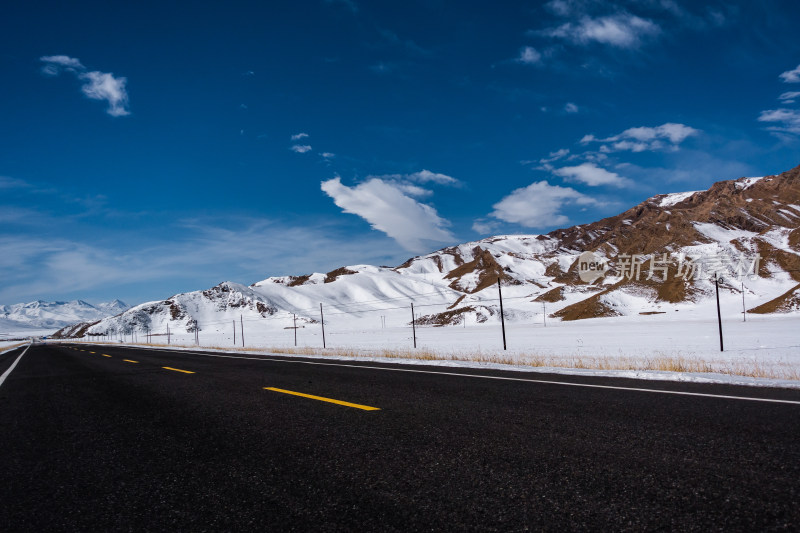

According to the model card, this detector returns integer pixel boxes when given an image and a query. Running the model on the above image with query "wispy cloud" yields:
[552,162,631,187]
[580,123,699,152]
[291,132,309,141]
[779,64,800,83]
[758,108,800,135]
[487,181,598,228]
[405,169,459,185]
[79,71,130,117]
[537,12,660,49]
[40,55,85,73]
[291,145,313,153]
[366,169,461,187]
[528,122,701,195]
[0,215,404,304]
[321,177,454,252]
[516,46,543,65]
[40,55,130,117]
[471,219,501,234]
[538,148,570,165]
[779,91,800,104]
[757,65,800,137]
[564,102,579,113]
[0,176,33,190]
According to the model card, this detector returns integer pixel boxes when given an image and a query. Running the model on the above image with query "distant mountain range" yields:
[55,163,800,339]
[0,299,129,335]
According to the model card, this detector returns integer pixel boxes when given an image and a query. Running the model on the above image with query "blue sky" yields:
[2,0,800,306]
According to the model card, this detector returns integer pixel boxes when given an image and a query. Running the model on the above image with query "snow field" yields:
[97,309,800,385]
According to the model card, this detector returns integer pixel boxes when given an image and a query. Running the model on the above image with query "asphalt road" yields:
[1,342,799,531]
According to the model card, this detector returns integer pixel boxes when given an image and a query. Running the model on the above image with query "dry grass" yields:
[1,342,28,352]
[69,339,800,382]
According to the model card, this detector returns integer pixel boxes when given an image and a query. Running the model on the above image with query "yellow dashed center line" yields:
[264,387,380,411]
[163,366,195,374]
[123,359,139,363]
[102,354,112,358]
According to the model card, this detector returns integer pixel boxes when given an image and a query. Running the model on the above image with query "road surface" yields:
[1,342,798,531]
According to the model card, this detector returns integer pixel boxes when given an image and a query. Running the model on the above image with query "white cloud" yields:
[539,148,570,165]
[581,122,699,152]
[406,169,459,185]
[321,177,454,252]
[539,13,660,48]
[79,71,130,117]
[367,169,460,187]
[564,102,579,113]
[552,162,630,187]
[291,145,312,153]
[517,46,542,65]
[778,91,800,104]
[544,0,574,17]
[394,183,432,198]
[40,55,85,74]
[472,219,500,234]
[40,55,130,117]
[489,181,597,228]
[779,64,800,83]
[291,132,309,140]
[758,108,800,135]
[320,152,335,159]
[617,123,698,144]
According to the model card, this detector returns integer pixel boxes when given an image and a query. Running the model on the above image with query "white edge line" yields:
[0,344,31,388]
[107,345,800,406]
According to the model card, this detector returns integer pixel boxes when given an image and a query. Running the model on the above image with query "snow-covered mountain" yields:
[0,299,129,335]
[56,164,800,340]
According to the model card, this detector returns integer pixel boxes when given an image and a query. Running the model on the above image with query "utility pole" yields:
[240,315,244,347]
[320,303,326,349]
[233,320,236,345]
[498,277,507,350]
[293,313,297,347]
[411,303,417,349]
[542,302,547,327]
[715,273,724,352]
[167,323,170,345]
[742,282,746,322]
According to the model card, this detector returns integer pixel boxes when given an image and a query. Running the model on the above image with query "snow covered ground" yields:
[75,303,800,388]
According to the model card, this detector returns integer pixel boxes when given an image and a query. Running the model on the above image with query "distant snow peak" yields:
[0,299,130,333]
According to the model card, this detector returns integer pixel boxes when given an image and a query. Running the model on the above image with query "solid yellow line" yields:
[123,359,139,363]
[89,351,96,354]
[102,354,112,358]
[163,366,194,374]
[264,387,380,411]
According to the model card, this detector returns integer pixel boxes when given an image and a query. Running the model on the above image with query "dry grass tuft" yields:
[1,342,28,352]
